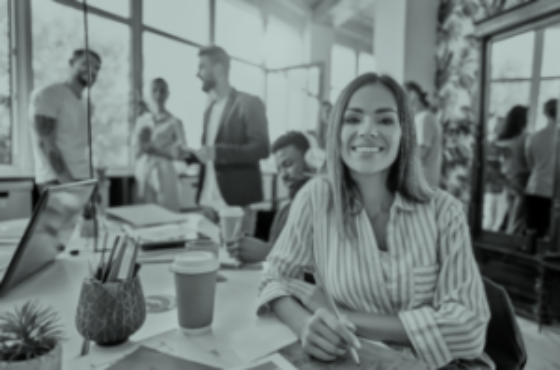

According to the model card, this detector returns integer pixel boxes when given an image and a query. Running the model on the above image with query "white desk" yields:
[0,215,296,369]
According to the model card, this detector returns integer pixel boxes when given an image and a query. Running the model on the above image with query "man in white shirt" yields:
[29,49,101,192]
[180,46,270,231]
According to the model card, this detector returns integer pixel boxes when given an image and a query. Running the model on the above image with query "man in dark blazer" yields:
[181,46,270,228]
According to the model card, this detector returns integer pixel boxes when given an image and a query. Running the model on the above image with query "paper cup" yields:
[170,251,219,335]
[219,207,244,243]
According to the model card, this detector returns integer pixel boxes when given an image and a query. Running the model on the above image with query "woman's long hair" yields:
[324,73,433,240]
[496,105,527,141]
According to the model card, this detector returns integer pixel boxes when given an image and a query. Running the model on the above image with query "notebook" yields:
[106,204,188,228]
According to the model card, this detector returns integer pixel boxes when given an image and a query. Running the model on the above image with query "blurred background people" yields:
[525,99,558,239]
[29,49,102,193]
[304,101,332,172]
[179,46,270,233]
[227,131,312,264]
[133,77,186,212]
[494,105,530,235]
[405,81,442,188]
[483,116,509,231]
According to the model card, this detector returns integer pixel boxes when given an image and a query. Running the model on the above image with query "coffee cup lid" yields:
[219,206,244,217]
[171,251,219,274]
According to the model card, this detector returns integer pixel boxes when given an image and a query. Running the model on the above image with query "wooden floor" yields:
[517,317,560,369]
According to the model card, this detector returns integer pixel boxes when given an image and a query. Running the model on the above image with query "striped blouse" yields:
[257,178,494,370]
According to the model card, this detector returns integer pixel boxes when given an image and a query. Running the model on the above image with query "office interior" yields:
[0,0,560,369]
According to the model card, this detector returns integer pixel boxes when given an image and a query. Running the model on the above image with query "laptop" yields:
[0,179,97,297]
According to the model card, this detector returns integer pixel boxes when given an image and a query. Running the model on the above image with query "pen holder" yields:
[75,270,146,346]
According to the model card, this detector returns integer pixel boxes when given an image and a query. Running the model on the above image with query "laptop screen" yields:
[0,180,97,293]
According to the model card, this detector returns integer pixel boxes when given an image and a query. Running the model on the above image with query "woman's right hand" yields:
[300,308,360,362]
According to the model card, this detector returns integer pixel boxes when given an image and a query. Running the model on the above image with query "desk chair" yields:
[483,278,527,370]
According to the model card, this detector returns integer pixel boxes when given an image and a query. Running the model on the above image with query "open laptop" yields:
[0,179,97,297]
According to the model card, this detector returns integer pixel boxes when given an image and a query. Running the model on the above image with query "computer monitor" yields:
[0,179,97,297]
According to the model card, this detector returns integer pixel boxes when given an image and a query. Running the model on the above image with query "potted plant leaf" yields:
[0,301,64,370]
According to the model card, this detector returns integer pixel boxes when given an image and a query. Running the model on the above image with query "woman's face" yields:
[151,81,168,106]
[340,84,402,177]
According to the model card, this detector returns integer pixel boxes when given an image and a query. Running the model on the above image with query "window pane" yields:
[541,25,560,78]
[330,87,342,104]
[215,0,263,63]
[144,32,206,148]
[331,44,356,89]
[230,60,265,100]
[535,79,560,131]
[144,0,209,44]
[265,17,303,69]
[487,81,531,136]
[358,53,376,75]
[308,66,320,97]
[0,0,11,165]
[266,73,287,143]
[32,0,131,168]
[491,31,534,79]
[87,0,129,17]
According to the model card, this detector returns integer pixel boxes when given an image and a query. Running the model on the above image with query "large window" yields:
[488,26,560,133]
[32,0,131,168]
[265,17,303,69]
[144,0,209,44]
[216,1,263,65]
[0,0,11,165]
[330,44,374,103]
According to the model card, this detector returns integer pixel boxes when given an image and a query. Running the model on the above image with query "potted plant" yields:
[0,301,64,370]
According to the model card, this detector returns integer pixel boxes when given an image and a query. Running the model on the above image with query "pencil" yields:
[315,269,361,366]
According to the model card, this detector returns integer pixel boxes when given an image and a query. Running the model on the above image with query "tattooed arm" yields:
[34,115,73,183]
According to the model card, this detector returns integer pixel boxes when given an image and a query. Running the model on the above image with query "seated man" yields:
[226,131,312,264]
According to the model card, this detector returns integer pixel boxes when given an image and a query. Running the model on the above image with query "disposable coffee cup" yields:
[170,251,219,335]
[186,239,220,258]
[219,207,244,244]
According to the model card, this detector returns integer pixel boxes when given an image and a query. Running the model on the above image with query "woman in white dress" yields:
[133,78,186,212]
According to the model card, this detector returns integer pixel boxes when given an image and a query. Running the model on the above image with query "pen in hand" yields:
[314,269,361,366]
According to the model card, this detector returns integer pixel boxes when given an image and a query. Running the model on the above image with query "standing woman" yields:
[258,74,492,369]
[405,82,442,188]
[133,78,186,212]
[494,105,530,234]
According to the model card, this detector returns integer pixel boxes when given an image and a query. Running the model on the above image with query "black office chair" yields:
[483,278,527,370]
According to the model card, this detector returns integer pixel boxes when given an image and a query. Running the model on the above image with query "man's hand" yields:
[226,236,271,264]
[194,146,216,164]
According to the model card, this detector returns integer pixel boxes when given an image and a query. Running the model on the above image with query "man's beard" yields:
[201,78,216,93]
[77,74,94,88]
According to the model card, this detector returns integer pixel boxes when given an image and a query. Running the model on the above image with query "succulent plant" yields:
[0,301,64,362]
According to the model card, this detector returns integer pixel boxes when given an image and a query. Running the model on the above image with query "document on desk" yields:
[226,353,298,370]
[106,346,220,370]
[224,317,298,364]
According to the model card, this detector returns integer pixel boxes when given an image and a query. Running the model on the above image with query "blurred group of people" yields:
[485,99,558,239]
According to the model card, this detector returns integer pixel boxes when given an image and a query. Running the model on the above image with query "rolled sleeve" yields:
[257,180,316,315]
[400,198,491,369]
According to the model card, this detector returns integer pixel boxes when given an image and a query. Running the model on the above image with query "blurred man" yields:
[180,46,269,232]
[226,131,311,264]
[525,98,558,238]
[29,49,102,192]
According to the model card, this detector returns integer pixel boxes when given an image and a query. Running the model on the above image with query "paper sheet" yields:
[226,353,298,370]
[106,346,220,370]
[224,318,297,364]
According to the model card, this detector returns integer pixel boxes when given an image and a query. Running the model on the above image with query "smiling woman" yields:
[258,74,494,370]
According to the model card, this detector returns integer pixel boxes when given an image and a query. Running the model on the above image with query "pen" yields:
[315,269,361,366]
